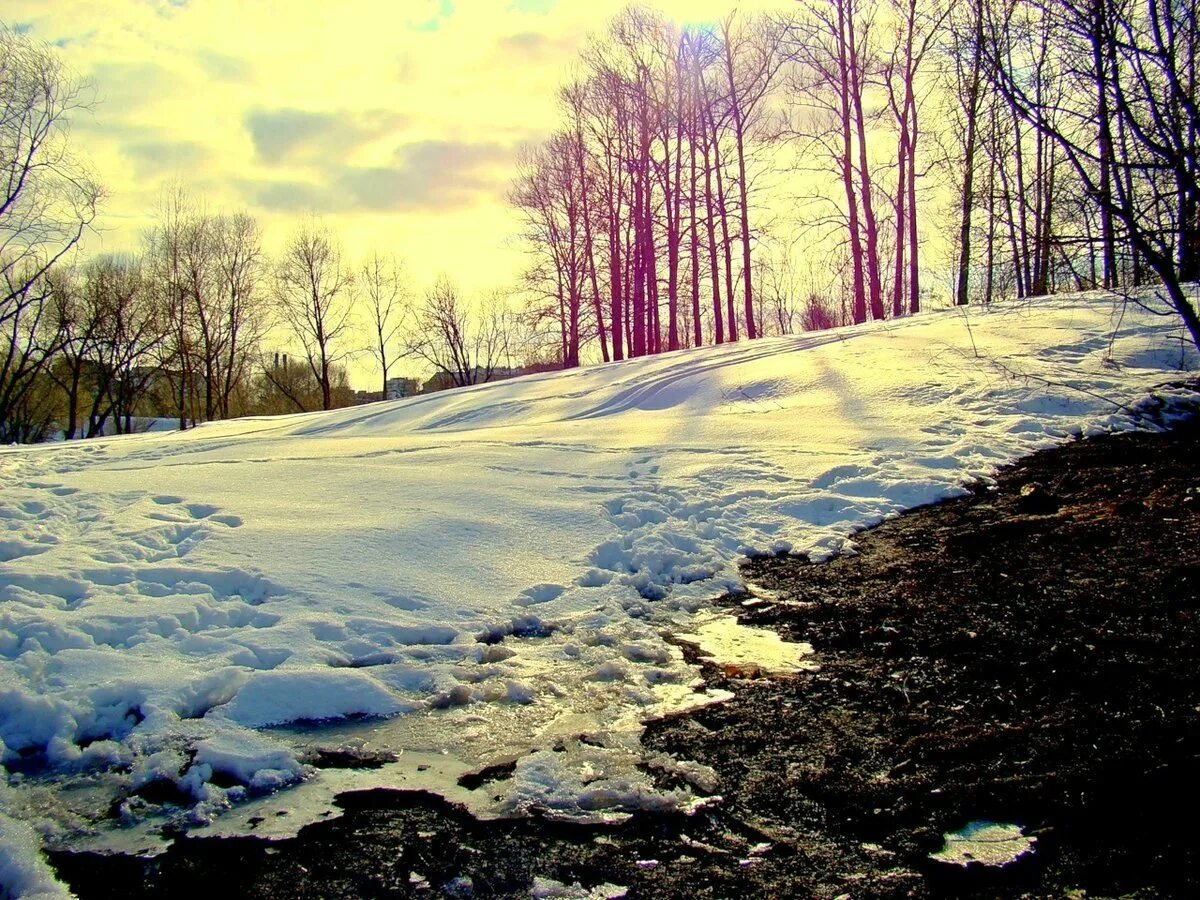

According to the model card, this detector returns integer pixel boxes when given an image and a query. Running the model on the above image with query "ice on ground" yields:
[530,876,628,899]
[675,613,817,676]
[0,291,1196,890]
[930,820,1037,867]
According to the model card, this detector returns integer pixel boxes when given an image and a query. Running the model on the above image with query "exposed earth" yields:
[50,412,1200,898]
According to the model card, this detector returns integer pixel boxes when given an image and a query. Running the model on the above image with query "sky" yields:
[8,0,791,307]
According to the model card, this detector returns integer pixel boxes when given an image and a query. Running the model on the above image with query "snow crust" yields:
[0,292,1196,892]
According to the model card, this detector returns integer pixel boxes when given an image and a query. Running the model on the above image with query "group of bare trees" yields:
[512,9,786,369]
[4,192,275,442]
[514,0,1200,365]
[980,0,1199,344]
[3,189,527,441]
[0,21,527,442]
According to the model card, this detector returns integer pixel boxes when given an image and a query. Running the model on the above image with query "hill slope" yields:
[0,293,1196,892]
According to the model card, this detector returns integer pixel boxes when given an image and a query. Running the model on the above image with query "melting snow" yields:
[0,292,1196,891]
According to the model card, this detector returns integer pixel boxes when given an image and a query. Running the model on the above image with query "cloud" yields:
[247,139,512,214]
[123,139,212,177]
[246,109,340,164]
[245,107,408,165]
[90,61,179,115]
[496,31,553,55]
[342,139,510,210]
[494,30,579,62]
[246,180,333,213]
[196,49,252,82]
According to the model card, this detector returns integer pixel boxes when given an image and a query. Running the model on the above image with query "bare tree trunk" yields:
[1012,114,1032,295]
[847,3,885,321]
[955,0,983,305]
[632,92,648,358]
[700,74,725,343]
[836,0,868,324]
[906,86,919,315]
[893,126,908,317]
[665,40,685,352]
[721,26,758,339]
[608,147,624,361]
[689,40,703,348]
[576,129,609,363]
[708,103,739,342]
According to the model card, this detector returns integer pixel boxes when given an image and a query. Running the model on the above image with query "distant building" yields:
[420,366,521,395]
[385,377,420,400]
[353,390,384,405]
[421,371,456,394]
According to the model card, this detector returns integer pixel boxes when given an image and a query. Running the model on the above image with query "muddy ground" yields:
[52,418,1200,898]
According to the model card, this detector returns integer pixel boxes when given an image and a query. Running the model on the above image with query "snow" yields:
[0,786,71,899]
[0,291,1196,892]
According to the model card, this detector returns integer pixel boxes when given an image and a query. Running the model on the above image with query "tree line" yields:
[512,0,1199,366]
[1,189,523,442]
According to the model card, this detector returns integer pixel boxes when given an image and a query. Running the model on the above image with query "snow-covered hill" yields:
[1,293,1196,893]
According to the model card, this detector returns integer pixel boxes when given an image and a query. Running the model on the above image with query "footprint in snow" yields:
[514,583,566,606]
[185,503,220,519]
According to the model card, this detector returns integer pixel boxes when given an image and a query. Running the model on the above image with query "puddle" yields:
[673,614,818,676]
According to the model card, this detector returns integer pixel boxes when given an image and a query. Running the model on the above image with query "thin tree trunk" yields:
[836,0,868,324]
[722,31,758,339]
[699,73,725,343]
[708,104,739,341]
[955,1,983,305]
[689,42,703,348]
[847,3,885,320]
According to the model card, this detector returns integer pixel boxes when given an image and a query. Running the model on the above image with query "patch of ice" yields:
[674,614,818,676]
[530,875,628,899]
[497,744,714,823]
[930,820,1036,867]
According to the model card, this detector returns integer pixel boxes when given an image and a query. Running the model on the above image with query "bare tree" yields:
[986,0,1200,346]
[946,0,986,305]
[361,252,410,396]
[143,193,265,426]
[62,255,168,437]
[511,135,588,368]
[275,219,356,410]
[46,265,99,439]
[0,25,101,442]
[212,212,265,418]
[720,12,785,339]
[787,0,873,324]
[406,278,510,389]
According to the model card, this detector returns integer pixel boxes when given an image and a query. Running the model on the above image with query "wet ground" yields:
[52,417,1200,897]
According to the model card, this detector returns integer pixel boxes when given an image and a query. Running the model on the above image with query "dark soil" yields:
[51,420,1200,898]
